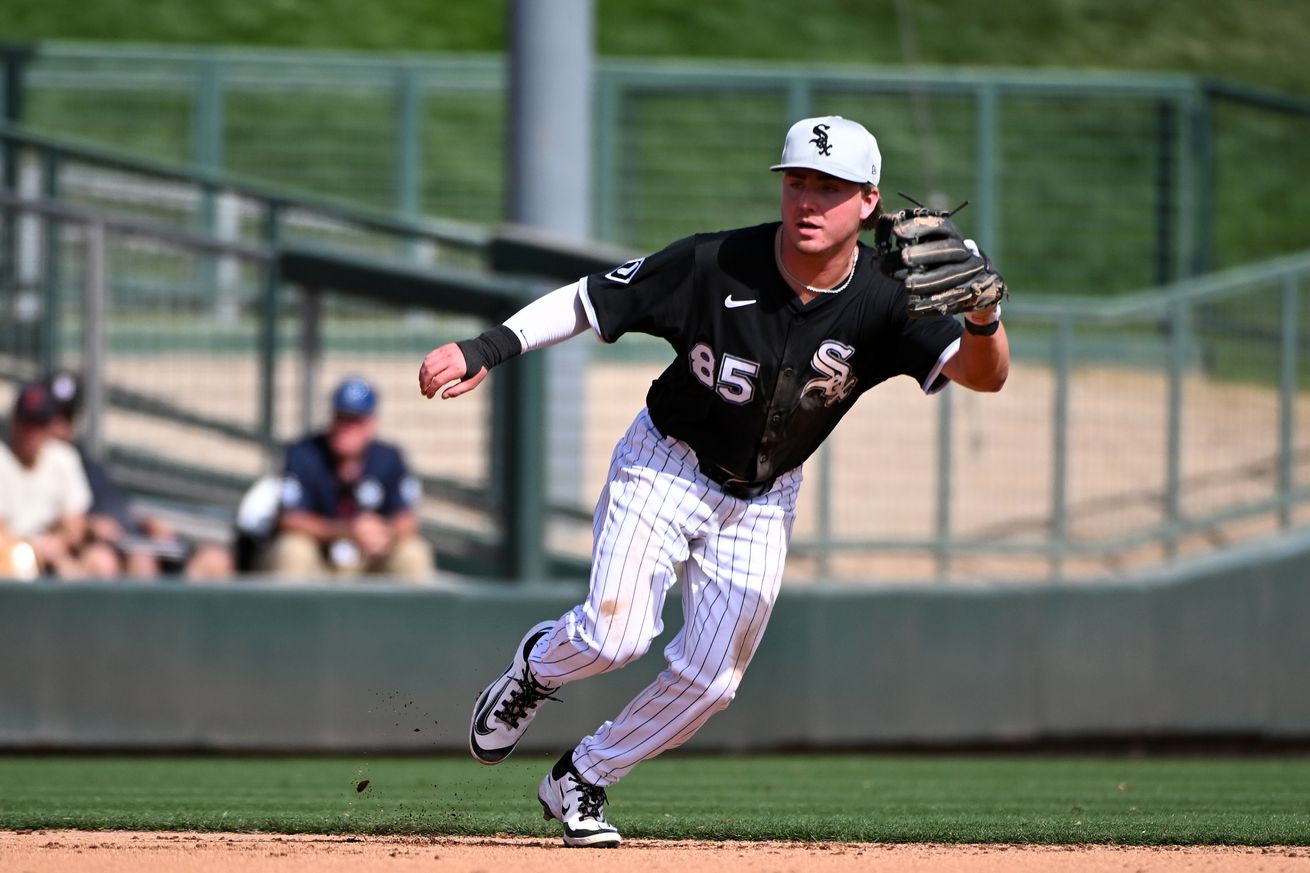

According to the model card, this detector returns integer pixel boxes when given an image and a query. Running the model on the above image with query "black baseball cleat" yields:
[468,621,558,765]
[538,751,621,848]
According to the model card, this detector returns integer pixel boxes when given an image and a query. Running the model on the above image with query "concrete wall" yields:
[2,533,1308,751]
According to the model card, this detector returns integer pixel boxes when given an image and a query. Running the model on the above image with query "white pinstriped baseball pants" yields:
[527,408,801,787]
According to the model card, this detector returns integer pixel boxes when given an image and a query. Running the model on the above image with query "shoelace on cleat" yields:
[575,780,609,822]
[493,668,560,728]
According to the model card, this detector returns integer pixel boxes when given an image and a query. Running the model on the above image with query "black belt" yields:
[646,415,777,499]
[698,460,776,500]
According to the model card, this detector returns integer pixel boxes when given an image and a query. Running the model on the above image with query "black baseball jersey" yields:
[580,222,962,488]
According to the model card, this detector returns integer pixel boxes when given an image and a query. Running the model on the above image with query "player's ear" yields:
[860,184,880,222]
[859,185,881,232]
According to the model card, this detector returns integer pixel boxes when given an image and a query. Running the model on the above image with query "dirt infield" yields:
[4,831,1308,873]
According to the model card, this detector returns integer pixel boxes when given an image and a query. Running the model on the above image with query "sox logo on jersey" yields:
[802,340,857,406]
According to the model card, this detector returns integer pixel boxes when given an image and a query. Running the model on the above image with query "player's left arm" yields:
[941,308,1009,392]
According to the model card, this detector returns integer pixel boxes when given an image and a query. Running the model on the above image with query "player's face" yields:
[779,169,877,257]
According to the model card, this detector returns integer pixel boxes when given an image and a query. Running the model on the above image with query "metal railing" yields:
[4,184,1309,582]
[3,44,1310,580]
[0,123,495,456]
[10,43,1310,295]
[0,192,271,488]
[0,192,549,577]
[785,252,1310,582]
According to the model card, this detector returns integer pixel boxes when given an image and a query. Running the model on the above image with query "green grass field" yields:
[2,754,1307,845]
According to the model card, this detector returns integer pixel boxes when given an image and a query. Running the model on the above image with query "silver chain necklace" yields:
[774,228,858,295]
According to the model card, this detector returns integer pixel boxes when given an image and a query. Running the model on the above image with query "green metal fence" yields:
[0,121,492,461]
[4,137,1309,583]
[0,190,556,578]
[22,45,504,222]
[785,251,1310,583]
[4,48,1310,582]
[13,43,1310,296]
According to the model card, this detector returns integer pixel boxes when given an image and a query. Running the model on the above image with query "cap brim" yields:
[770,161,874,185]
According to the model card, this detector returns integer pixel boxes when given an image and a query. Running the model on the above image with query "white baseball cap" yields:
[770,115,881,186]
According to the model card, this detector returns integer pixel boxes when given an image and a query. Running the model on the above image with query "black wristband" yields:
[455,325,522,375]
[963,316,1001,337]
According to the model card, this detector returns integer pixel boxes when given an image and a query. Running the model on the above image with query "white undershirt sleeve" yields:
[501,281,591,353]
[923,336,961,394]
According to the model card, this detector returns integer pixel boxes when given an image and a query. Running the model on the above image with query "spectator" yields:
[44,372,234,581]
[267,376,432,580]
[0,382,94,578]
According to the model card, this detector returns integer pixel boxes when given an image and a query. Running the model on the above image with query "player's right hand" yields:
[419,342,489,400]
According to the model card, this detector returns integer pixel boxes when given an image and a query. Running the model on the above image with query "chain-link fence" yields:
[791,258,1310,583]
[14,45,1310,294]
[5,45,1310,582]
[4,180,1309,582]
[0,193,508,573]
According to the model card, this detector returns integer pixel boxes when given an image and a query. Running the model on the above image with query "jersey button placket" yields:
[758,352,799,478]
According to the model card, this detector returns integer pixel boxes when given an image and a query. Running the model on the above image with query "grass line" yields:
[1,754,1307,845]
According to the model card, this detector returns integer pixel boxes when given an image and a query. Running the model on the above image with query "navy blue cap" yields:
[332,377,377,418]
[13,381,58,425]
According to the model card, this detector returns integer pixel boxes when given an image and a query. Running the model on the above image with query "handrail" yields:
[599,58,1203,97]
[1012,250,1310,322]
[9,181,1308,333]
[0,190,271,259]
[1202,78,1310,115]
[0,122,491,250]
[41,42,505,72]
[39,42,1208,97]
[279,242,543,314]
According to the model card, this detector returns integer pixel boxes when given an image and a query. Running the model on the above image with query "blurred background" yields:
[1,1,1308,752]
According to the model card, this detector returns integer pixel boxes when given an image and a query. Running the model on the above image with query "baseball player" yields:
[419,115,1009,848]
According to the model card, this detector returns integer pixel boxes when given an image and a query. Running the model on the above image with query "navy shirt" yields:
[280,435,421,520]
